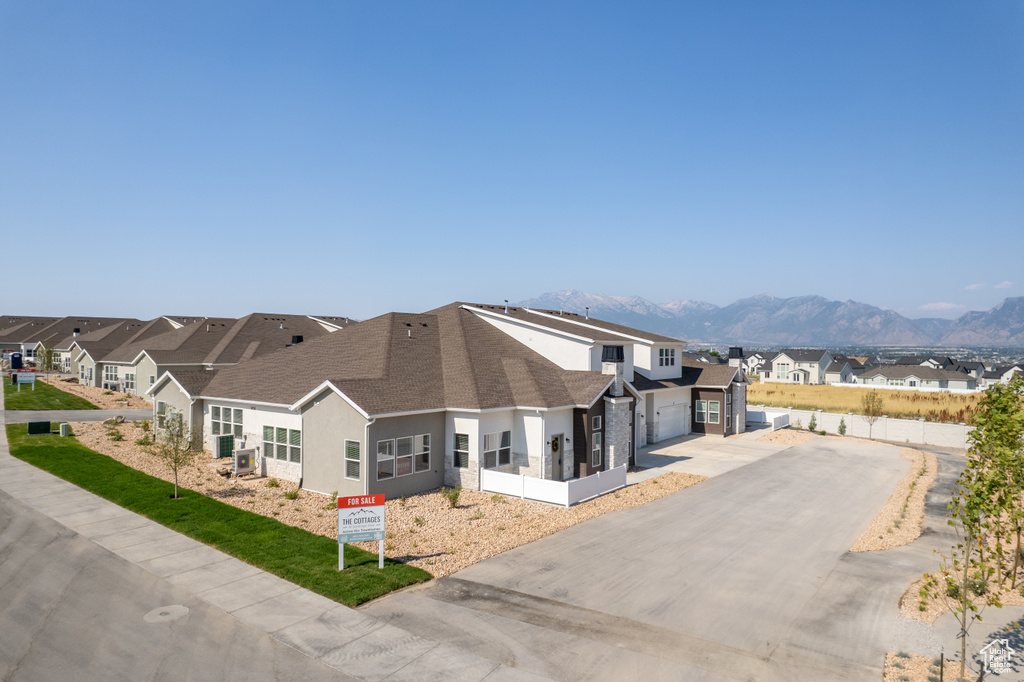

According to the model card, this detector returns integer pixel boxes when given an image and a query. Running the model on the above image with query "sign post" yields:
[337,494,385,570]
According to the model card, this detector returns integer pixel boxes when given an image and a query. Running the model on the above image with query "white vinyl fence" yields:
[745,409,790,431]
[480,465,628,507]
[747,404,972,449]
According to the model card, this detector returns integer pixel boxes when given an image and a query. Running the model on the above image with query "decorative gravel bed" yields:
[882,651,966,682]
[39,376,149,410]
[850,448,937,552]
[70,420,706,577]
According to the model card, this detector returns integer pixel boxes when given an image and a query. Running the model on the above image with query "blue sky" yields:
[1,1,1021,321]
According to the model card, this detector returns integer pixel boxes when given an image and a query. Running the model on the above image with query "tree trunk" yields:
[1013,527,1022,589]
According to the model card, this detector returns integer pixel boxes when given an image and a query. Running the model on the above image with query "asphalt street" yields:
[361,438,943,681]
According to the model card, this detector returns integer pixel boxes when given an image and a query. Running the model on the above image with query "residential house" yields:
[149,303,747,498]
[95,313,351,396]
[0,316,128,363]
[764,349,834,385]
[858,366,978,390]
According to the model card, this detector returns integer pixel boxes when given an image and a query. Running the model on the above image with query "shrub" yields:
[966,573,987,596]
[896,651,910,659]
[945,578,960,599]
[838,417,847,436]
[819,430,826,436]
[103,390,113,395]
[414,516,424,526]
[284,488,299,500]
[108,428,124,442]
[266,478,280,488]
[135,435,152,446]
[491,493,504,503]
[808,414,817,431]
[443,486,461,508]
[795,418,802,429]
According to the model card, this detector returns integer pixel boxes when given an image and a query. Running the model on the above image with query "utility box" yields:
[27,421,51,435]
[233,449,256,476]
[59,423,70,437]
[10,353,22,370]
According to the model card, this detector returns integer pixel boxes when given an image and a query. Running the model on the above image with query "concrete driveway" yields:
[361,437,918,681]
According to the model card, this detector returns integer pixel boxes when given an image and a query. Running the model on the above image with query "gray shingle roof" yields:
[183,304,613,414]
[777,349,830,362]
[859,366,975,382]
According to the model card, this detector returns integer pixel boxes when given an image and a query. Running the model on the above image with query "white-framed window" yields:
[726,393,732,425]
[124,373,135,391]
[104,365,118,382]
[156,401,167,428]
[659,348,676,367]
[592,415,602,430]
[211,406,243,438]
[377,439,395,479]
[345,440,360,480]
[592,432,602,467]
[483,431,511,469]
[777,363,790,380]
[453,433,469,468]
[149,375,155,385]
[695,400,706,423]
[264,426,301,463]
[707,400,720,424]
[415,434,430,473]
[79,365,87,382]
[909,380,917,387]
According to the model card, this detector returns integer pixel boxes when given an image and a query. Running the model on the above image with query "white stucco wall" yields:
[203,401,302,482]
[473,314,595,371]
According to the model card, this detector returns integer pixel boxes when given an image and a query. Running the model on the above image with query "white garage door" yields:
[659,404,687,440]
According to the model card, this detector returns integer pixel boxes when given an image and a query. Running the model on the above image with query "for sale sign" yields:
[337,494,385,543]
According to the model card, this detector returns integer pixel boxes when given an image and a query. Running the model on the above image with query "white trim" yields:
[463,305,606,344]
[288,380,370,418]
[306,315,348,331]
[524,308,676,346]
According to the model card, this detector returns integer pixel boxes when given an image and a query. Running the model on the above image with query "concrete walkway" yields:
[628,424,788,483]
[4,408,153,423]
[0,394,547,681]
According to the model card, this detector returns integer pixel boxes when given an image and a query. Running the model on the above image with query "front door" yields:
[551,434,564,481]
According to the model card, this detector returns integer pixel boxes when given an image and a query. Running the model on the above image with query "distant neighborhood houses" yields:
[741,348,1020,391]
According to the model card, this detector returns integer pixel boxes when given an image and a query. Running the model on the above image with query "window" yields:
[909,380,917,387]
[659,348,676,367]
[483,431,511,469]
[156,401,166,428]
[453,433,469,468]
[377,439,395,479]
[104,365,118,382]
[695,400,706,423]
[149,375,155,386]
[707,400,720,424]
[726,394,732,425]
[396,436,414,476]
[415,434,430,473]
[79,365,86,382]
[592,432,602,467]
[264,426,301,463]
[124,373,135,391]
[777,363,790,380]
[592,415,602,430]
[211,406,243,438]
[345,440,360,479]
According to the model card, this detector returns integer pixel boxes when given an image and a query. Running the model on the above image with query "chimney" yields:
[73,328,80,337]
[728,347,743,368]
[601,345,625,397]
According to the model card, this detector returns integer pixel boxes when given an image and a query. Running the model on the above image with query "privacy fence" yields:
[747,404,972,449]
[480,465,628,507]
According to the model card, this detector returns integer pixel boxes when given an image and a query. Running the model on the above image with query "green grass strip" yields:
[6,424,431,605]
[3,376,99,410]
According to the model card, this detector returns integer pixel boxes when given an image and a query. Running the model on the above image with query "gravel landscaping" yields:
[70,420,706,577]
[39,376,149,410]
[850,447,937,552]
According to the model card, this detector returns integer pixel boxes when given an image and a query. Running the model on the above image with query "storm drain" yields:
[144,605,189,623]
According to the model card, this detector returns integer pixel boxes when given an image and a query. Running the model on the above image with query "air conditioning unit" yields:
[233,448,256,476]
[59,423,69,437]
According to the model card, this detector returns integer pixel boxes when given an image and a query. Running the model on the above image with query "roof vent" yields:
[291,335,303,344]
[601,345,624,363]
[585,306,590,320]
[73,328,80,336]
[504,300,509,314]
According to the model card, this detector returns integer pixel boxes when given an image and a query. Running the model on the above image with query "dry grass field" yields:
[747,382,983,423]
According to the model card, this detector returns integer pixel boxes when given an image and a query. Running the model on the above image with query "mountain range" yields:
[518,290,1024,348]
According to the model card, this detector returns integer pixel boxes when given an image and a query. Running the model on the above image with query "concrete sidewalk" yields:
[0,397,547,681]
[4,408,153,423]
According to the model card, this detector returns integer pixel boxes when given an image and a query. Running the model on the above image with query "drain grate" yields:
[143,605,189,623]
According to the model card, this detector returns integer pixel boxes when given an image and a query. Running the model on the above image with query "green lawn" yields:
[3,376,99,410]
[6,424,432,605]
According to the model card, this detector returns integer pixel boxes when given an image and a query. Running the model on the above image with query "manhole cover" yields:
[144,605,189,623]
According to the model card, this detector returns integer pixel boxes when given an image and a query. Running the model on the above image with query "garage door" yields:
[659,404,687,440]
